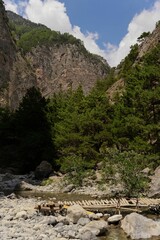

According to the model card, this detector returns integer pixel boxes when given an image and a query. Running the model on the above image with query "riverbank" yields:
[0,171,125,199]
[0,165,159,199]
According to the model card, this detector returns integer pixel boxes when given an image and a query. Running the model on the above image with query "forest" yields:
[0,29,160,196]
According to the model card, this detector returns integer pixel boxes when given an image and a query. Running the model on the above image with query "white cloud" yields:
[105,0,160,66]
[72,26,106,57]
[24,0,105,57]
[3,0,160,67]
[4,0,105,60]
[4,0,18,13]
[25,0,72,33]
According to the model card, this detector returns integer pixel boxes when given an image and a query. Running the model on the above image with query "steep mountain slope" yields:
[0,3,38,109]
[0,3,110,109]
[137,22,160,59]
[0,1,16,106]
[107,23,160,103]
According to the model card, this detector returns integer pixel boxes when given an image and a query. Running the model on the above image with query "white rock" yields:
[15,210,28,219]
[148,166,160,197]
[121,212,160,239]
[79,220,108,236]
[96,212,103,218]
[77,217,90,226]
[87,212,100,220]
[108,214,122,223]
[67,204,87,224]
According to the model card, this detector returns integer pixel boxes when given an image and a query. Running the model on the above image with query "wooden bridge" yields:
[57,197,160,212]
[36,197,160,215]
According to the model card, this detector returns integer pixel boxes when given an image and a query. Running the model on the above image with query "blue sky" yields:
[4,0,160,66]
[58,0,155,46]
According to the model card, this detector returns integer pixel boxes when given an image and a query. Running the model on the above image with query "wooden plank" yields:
[84,200,88,206]
[120,207,142,213]
[123,198,130,205]
[103,200,109,204]
[139,198,149,205]
[87,200,92,205]
[130,199,137,205]
[100,200,105,205]
[120,198,126,205]
[111,198,117,205]
[77,201,82,205]
[82,204,116,210]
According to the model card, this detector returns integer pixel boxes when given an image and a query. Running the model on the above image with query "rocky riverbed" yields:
[0,194,109,240]
[0,194,160,240]
[0,169,160,240]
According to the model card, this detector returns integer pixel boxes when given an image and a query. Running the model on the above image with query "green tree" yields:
[13,87,55,172]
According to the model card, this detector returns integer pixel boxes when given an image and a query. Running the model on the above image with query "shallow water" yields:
[101,227,129,240]
[15,190,95,201]
[101,227,160,240]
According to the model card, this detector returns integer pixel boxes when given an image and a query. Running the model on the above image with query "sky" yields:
[3,0,160,67]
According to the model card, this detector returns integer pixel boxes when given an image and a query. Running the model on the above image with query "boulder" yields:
[148,166,160,197]
[2,173,14,181]
[63,184,75,193]
[87,212,100,220]
[141,167,150,175]
[79,220,108,237]
[35,161,53,179]
[77,217,90,226]
[121,212,160,239]
[67,204,88,224]
[0,192,4,197]
[108,214,122,224]
[15,210,28,220]
[15,181,34,191]
[79,230,97,240]
[7,193,17,199]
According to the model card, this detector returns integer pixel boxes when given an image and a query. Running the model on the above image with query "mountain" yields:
[0,3,110,109]
[106,22,160,103]
[0,2,16,106]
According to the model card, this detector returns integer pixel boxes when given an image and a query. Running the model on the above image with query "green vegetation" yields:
[8,13,87,54]
[137,32,150,42]
[0,87,55,173]
[1,39,160,194]
[0,12,160,196]
[17,28,85,53]
[102,149,152,196]
[7,11,108,66]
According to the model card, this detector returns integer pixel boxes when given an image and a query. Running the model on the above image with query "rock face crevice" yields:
[0,4,110,109]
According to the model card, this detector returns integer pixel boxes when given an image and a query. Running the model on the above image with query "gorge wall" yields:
[0,4,110,109]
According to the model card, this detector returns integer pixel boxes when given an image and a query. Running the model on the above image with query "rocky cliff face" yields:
[0,3,37,109]
[0,5,110,109]
[26,44,109,97]
[137,23,160,59]
[0,1,16,106]
[106,23,160,102]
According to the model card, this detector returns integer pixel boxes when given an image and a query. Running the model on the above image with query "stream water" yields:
[16,191,160,240]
